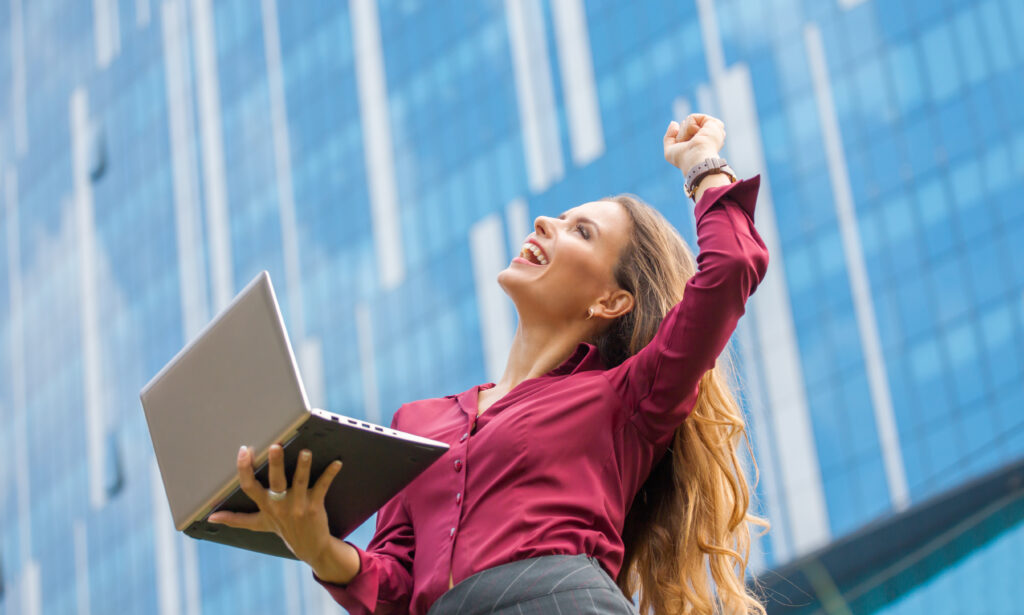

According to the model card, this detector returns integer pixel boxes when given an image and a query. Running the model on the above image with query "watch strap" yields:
[685,157,736,200]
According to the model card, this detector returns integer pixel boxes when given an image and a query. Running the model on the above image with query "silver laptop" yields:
[140,270,448,559]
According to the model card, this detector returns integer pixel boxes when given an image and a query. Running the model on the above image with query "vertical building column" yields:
[260,4,327,611]
[261,0,325,411]
[162,0,209,338]
[93,0,122,68]
[150,460,183,615]
[73,519,92,615]
[5,168,41,615]
[805,23,909,511]
[355,303,382,425]
[469,215,516,383]
[160,2,207,612]
[695,0,831,558]
[504,0,564,193]
[350,0,405,290]
[550,0,604,166]
[190,0,234,310]
[137,0,152,27]
[10,0,28,156]
[69,89,108,513]
[504,198,531,261]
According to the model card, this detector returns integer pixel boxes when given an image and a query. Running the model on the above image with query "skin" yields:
[208,113,732,587]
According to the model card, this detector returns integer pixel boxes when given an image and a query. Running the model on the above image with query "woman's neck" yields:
[493,316,589,392]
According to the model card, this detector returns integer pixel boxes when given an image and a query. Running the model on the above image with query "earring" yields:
[586,308,594,320]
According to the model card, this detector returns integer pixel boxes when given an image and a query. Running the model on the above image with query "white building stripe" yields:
[262,0,305,342]
[70,89,108,512]
[5,169,41,615]
[671,97,692,130]
[74,519,92,615]
[260,0,325,416]
[504,0,564,193]
[10,0,28,155]
[350,0,405,290]
[805,23,910,512]
[504,199,529,332]
[550,0,604,166]
[721,62,831,557]
[137,0,151,27]
[695,0,726,80]
[734,319,788,573]
[696,0,831,557]
[151,460,183,615]
[355,303,382,425]
[191,0,234,310]
[504,198,531,261]
[93,0,122,68]
[162,0,209,339]
[180,538,201,615]
[5,169,31,557]
[21,561,41,615]
[161,3,206,611]
[695,83,717,120]
[469,214,516,383]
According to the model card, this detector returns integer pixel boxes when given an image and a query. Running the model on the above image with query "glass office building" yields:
[1,0,1021,613]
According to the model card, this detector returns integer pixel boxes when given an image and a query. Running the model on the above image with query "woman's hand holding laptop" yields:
[208,444,362,584]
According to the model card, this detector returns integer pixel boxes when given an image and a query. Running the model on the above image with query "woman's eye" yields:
[576,223,590,239]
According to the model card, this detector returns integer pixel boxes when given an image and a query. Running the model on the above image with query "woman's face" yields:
[498,200,634,322]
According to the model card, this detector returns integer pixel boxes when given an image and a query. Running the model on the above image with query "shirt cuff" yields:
[693,174,762,225]
[311,541,380,614]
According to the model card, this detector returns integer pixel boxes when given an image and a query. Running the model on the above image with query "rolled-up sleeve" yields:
[313,410,416,613]
[604,175,769,444]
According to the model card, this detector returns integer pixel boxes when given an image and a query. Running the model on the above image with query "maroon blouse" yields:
[315,176,768,614]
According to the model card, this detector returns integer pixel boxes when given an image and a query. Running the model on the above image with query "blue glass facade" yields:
[1,0,1022,613]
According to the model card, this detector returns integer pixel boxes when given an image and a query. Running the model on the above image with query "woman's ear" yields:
[592,289,634,320]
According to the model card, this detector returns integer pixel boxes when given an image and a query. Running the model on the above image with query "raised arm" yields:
[603,116,769,444]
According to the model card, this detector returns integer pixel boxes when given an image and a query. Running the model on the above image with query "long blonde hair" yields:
[594,193,770,614]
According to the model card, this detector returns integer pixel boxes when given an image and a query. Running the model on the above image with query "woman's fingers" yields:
[663,120,680,147]
[268,443,288,495]
[292,449,312,500]
[311,460,343,504]
[207,510,264,531]
[681,114,705,141]
[237,446,266,505]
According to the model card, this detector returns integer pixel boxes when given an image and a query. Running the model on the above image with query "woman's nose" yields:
[534,216,553,236]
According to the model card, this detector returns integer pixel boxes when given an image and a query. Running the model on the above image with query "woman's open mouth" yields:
[517,240,549,266]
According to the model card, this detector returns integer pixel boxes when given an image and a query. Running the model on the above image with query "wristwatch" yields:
[685,157,737,200]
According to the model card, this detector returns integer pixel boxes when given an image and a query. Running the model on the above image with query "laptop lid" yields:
[140,271,310,530]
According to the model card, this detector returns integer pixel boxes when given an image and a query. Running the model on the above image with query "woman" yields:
[210,114,771,614]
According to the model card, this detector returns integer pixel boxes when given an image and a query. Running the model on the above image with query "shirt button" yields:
[460,432,469,442]
[449,527,456,538]
[454,458,463,472]
[456,492,462,504]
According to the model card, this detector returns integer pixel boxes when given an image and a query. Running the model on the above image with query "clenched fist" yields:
[663,113,726,174]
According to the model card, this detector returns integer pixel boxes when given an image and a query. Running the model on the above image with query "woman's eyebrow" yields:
[557,213,600,236]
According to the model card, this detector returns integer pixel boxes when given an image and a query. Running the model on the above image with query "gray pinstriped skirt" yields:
[426,553,639,614]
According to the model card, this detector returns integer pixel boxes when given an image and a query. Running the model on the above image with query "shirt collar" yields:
[446,341,606,406]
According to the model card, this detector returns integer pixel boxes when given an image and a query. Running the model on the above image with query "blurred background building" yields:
[1,0,1022,613]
